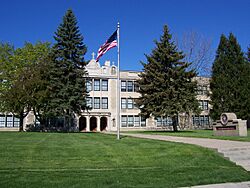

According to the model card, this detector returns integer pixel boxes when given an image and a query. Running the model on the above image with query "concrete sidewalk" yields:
[183,181,250,188]
[121,133,250,171]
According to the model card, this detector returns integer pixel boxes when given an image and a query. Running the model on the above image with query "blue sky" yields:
[0,0,249,71]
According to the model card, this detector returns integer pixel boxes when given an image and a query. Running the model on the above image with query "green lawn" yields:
[0,132,250,188]
[128,129,250,142]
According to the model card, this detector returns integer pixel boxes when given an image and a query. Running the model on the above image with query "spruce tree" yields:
[210,33,248,120]
[137,25,199,131]
[49,9,87,131]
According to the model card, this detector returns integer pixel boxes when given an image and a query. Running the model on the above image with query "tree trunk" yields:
[19,112,24,132]
[172,116,178,132]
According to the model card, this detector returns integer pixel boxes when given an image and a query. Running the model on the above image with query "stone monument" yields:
[213,113,247,137]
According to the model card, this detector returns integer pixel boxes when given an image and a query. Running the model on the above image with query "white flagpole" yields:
[117,22,120,140]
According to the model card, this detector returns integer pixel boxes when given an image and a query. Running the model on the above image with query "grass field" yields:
[127,129,250,142]
[0,132,250,188]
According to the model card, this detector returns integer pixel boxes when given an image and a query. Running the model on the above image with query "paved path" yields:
[182,181,250,188]
[121,133,250,171]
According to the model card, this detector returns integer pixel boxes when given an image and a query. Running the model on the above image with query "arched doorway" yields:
[79,116,86,132]
[100,117,107,131]
[90,116,97,131]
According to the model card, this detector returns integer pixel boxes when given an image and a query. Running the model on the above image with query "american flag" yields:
[96,30,117,62]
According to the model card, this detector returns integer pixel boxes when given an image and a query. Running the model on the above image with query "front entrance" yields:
[79,116,86,132]
[100,117,107,131]
[90,117,97,131]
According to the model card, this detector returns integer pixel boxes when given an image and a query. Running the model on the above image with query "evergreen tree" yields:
[247,47,250,62]
[137,25,199,131]
[210,33,248,120]
[48,9,87,131]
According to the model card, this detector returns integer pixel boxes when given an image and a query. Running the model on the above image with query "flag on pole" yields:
[96,30,117,62]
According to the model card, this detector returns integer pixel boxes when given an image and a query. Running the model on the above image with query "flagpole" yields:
[117,22,120,140]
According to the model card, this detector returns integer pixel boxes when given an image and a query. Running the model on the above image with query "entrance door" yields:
[100,117,107,131]
[90,117,97,131]
[79,117,86,132]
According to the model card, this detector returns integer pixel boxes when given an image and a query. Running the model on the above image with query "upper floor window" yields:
[86,79,92,92]
[101,97,108,109]
[197,85,208,95]
[94,79,100,91]
[127,81,133,92]
[121,98,127,109]
[101,80,108,91]
[134,82,139,92]
[121,81,126,92]
[127,98,133,109]
[94,97,100,109]
[86,97,93,109]
[199,100,209,110]
[121,80,139,92]
[121,98,137,109]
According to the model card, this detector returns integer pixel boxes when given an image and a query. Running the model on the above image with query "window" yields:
[127,116,134,127]
[101,80,108,91]
[0,115,5,127]
[6,115,13,127]
[86,97,93,108]
[101,97,108,109]
[14,117,20,127]
[134,82,139,92]
[197,85,208,95]
[200,116,205,125]
[34,117,40,127]
[193,116,200,126]
[121,115,127,127]
[120,115,146,127]
[192,115,210,126]
[204,116,209,125]
[121,81,126,92]
[94,79,100,91]
[127,98,133,109]
[203,100,208,110]
[94,97,100,109]
[199,100,209,110]
[86,79,92,92]
[127,81,133,92]
[199,101,203,109]
[134,116,140,127]
[156,116,172,126]
[141,116,146,127]
[157,117,162,127]
[162,117,167,126]
[121,98,127,109]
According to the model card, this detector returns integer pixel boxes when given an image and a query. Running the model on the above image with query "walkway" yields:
[121,133,250,171]
[183,181,250,188]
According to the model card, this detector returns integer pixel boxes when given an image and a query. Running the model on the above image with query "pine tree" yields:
[210,33,248,120]
[48,9,87,131]
[137,25,199,131]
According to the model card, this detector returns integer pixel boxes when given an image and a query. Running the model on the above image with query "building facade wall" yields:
[0,57,212,131]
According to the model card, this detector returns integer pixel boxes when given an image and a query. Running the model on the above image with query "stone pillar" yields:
[86,116,90,132]
[97,116,101,132]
